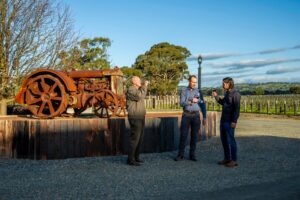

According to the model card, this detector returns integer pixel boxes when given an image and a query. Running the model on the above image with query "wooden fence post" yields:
[284,101,286,115]
[0,100,7,115]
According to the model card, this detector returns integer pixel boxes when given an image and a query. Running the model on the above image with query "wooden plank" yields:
[85,118,95,157]
[0,120,5,157]
[108,118,126,155]
[97,118,106,156]
[46,119,55,159]
[20,121,29,158]
[6,120,13,158]
[73,119,81,158]
[12,120,26,158]
[161,117,178,152]
[142,117,159,153]
[54,120,61,159]
[33,120,41,159]
[116,119,126,155]
[90,118,101,157]
[79,118,87,157]
[28,121,36,159]
[103,118,112,155]
[67,119,74,158]
[60,120,68,159]
[122,118,131,155]
[39,120,48,160]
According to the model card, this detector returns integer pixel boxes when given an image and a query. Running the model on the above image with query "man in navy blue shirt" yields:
[175,75,207,161]
[212,77,241,167]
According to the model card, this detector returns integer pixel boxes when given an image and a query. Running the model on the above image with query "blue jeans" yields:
[178,113,200,157]
[220,121,237,161]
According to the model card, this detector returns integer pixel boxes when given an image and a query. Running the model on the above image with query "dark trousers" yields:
[178,113,200,157]
[220,121,237,161]
[128,117,145,162]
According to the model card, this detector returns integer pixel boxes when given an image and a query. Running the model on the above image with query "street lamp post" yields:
[197,55,202,91]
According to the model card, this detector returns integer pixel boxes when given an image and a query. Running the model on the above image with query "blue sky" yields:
[63,0,300,87]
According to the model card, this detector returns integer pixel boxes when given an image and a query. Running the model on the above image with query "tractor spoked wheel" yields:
[25,75,67,118]
[93,90,119,118]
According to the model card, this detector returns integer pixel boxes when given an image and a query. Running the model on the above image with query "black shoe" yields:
[189,156,197,161]
[174,155,184,161]
[127,160,141,166]
[135,159,144,163]
[218,159,229,165]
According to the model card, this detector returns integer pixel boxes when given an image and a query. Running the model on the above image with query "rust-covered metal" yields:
[15,68,126,119]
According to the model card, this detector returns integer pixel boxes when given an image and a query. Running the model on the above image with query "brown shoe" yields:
[225,160,238,167]
[218,160,229,165]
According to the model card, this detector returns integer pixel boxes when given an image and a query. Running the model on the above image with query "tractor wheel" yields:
[93,90,119,118]
[25,74,67,118]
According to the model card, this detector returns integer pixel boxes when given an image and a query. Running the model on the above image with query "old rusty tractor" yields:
[15,68,126,118]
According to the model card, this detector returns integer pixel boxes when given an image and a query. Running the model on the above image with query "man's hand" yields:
[231,122,237,128]
[202,118,206,126]
[144,80,149,87]
[192,98,199,103]
[212,91,217,97]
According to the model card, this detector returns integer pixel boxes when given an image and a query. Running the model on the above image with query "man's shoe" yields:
[135,158,144,163]
[174,155,184,161]
[225,160,238,167]
[127,160,141,166]
[218,159,229,165]
[189,156,197,161]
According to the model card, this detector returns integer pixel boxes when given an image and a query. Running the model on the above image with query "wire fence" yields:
[145,95,300,115]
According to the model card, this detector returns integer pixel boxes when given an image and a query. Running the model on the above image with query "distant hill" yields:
[197,82,300,96]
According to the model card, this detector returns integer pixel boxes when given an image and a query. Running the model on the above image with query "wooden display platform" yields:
[0,112,218,159]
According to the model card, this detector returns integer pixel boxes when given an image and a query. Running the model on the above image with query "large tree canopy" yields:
[133,42,191,95]
[58,37,111,70]
[0,0,77,99]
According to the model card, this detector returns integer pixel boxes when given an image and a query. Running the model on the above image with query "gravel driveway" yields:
[1,114,299,200]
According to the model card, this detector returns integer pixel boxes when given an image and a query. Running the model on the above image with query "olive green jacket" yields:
[126,85,147,119]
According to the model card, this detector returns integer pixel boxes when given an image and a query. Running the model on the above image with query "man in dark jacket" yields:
[212,77,241,167]
[126,76,148,166]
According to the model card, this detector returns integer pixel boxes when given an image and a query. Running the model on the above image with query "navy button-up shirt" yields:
[180,87,207,118]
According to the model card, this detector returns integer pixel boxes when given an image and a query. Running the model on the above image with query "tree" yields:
[0,0,77,99]
[133,42,191,95]
[120,66,143,88]
[58,37,111,70]
[255,87,265,95]
[290,86,300,94]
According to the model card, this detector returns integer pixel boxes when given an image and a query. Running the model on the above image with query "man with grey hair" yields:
[126,76,149,166]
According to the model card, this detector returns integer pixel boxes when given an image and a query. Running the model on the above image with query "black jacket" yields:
[215,89,241,123]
